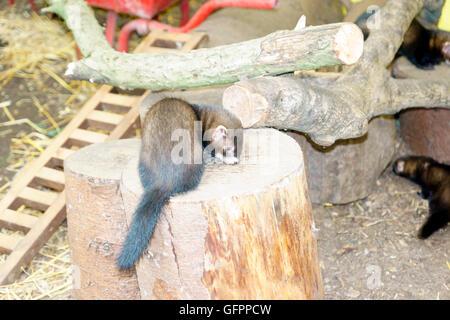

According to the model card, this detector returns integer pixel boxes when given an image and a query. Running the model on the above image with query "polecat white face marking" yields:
[208,125,239,164]
[117,98,243,270]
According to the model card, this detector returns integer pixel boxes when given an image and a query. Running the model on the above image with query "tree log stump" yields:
[393,57,450,164]
[64,131,322,299]
[64,140,141,300]
[118,129,322,300]
[285,116,397,204]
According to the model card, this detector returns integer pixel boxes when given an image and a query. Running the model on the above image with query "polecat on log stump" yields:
[393,156,449,239]
[117,98,243,270]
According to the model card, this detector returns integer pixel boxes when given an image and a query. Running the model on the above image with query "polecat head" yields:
[393,156,434,178]
[205,124,243,164]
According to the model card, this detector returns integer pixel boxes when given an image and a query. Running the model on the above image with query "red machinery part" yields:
[10,0,278,52]
[9,0,176,19]
[180,0,190,26]
[9,0,37,11]
[105,10,118,46]
[118,0,279,52]
[86,0,177,19]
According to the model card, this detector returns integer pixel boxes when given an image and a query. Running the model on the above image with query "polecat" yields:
[117,98,243,270]
[393,156,450,239]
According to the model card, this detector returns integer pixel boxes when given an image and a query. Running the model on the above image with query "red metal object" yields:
[10,0,277,53]
[10,0,175,19]
[118,0,279,52]
[86,0,176,19]
[9,0,37,11]
[180,0,190,27]
[105,10,118,46]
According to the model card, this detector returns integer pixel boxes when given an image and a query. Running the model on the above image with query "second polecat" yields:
[117,98,243,270]
[355,9,450,69]
[393,156,450,239]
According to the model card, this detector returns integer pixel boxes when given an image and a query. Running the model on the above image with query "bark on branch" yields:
[222,0,450,146]
[43,0,363,90]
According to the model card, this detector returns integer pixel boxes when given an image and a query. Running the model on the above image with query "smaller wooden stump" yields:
[64,140,141,300]
[286,116,396,204]
[121,129,322,299]
[393,57,450,164]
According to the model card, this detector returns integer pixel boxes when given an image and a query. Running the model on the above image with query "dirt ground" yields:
[314,139,449,300]
[0,1,448,300]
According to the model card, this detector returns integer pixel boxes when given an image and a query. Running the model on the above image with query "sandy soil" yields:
[314,140,449,299]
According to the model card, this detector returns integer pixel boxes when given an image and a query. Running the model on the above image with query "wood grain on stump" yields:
[64,140,141,300]
[118,129,323,299]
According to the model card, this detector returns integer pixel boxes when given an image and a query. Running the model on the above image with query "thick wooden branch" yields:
[43,0,111,57]
[361,0,422,68]
[223,0,450,146]
[44,0,363,90]
[380,78,450,115]
[223,76,369,146]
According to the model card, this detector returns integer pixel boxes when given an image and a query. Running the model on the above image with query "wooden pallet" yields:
[0,30,207,285]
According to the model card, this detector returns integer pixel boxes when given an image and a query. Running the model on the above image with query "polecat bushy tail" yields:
[117,184,172,270]
[117,98,243,270]
[393,155,450,239]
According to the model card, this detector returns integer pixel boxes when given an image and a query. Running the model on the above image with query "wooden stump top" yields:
[65,139,140,181]
[121,129,305,202]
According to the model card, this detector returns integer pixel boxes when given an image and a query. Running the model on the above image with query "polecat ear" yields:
[212,125,227,142]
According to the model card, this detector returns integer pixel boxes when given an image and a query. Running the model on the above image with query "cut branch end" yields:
[334,23,364,65]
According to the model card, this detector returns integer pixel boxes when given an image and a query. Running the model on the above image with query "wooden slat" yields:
[48,148,76,169]
[0,233,22,254]
[17,187,58,211]
[53,148,75,163]
[33,167,65,192]
[139,46,181,54]
[152,30,194,42]
[0,86,113,215]
[0,193,66,284]
[0,209,38,231]
[86,110,124,130]
[182,32,208,51]
[69,128,108,146]
[100,93,138,109]
[107,92,147,140]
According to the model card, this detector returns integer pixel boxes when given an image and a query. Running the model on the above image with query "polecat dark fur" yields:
[117,98,243,270]
[355,11,450,69]
[393,156,450,239]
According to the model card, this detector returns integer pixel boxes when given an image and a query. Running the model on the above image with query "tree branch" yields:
[223,0,450,146]
[44,0,363,90]
[361,0,422,68]
[43,0,111,57]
